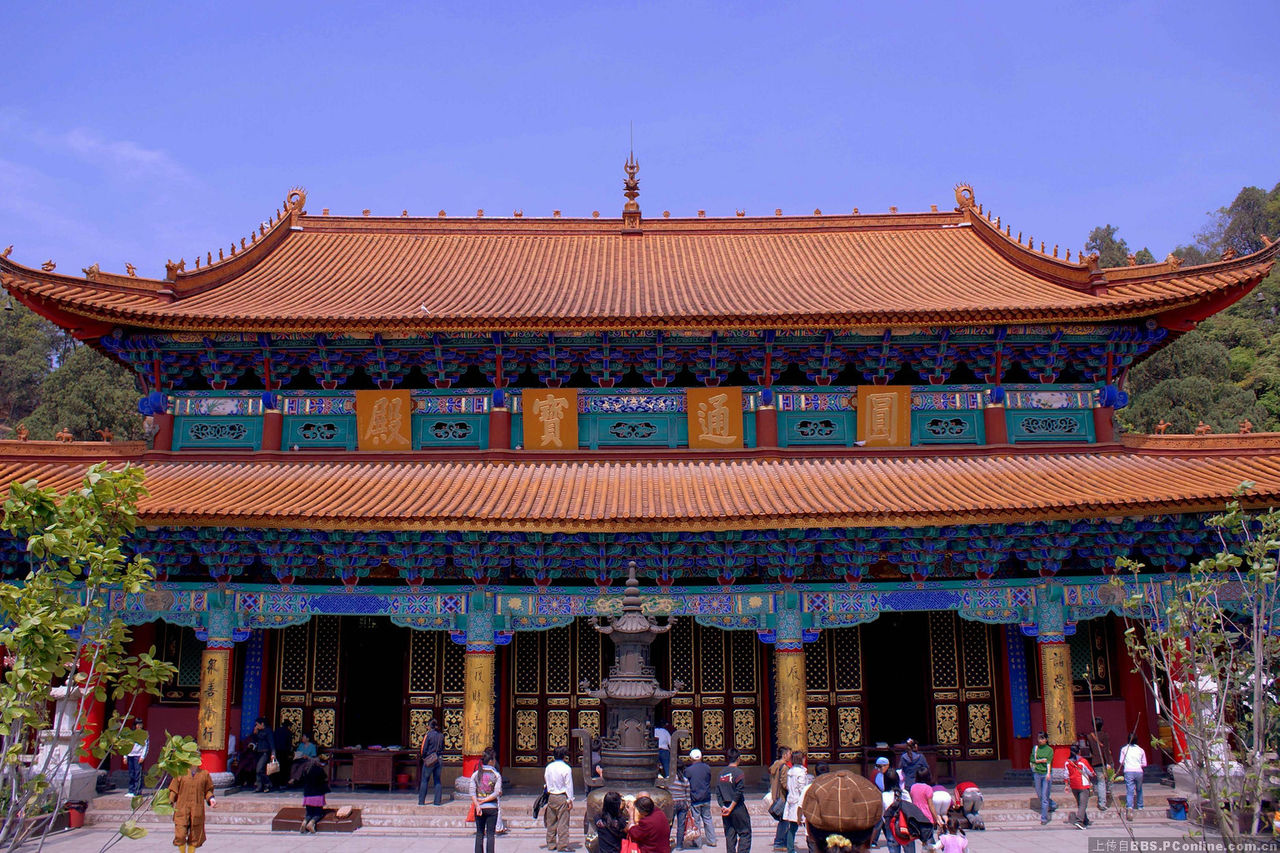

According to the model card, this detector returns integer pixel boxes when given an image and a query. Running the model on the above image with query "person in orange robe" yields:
[169,765,216,851]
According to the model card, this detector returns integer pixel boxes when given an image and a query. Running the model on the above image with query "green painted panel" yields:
[172,416,262,450]
[1007,410,1094,443]
[777,411,857,447]
[911,410,984,445]
[583,413,682,449]
[511,414,523,449]
[282,414,357,451]
[413,414,489,449]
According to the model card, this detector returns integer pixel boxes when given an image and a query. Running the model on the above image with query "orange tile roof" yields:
[3,195,1275,333]
[2,445,1278,532]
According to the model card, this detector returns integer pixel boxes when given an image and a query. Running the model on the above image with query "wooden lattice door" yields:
[926,613,999,760]
[802,626,865,762]
[666,619,763,766]
[274,616,342,748]
[405,630,467,760]
[509,620,605,767]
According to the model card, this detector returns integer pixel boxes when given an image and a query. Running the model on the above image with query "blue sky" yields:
[1,1,1277,278]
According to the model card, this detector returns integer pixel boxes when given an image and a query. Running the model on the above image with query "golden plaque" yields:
[523,389,578,450]
[356,389,412,451]
[687,387,744,449]
[856,386,911,447]
[197,648,230,751]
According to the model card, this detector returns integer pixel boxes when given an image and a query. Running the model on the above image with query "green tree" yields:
[0,465,199,850]
[1119,335,1274,433]
[1114,494,1280,842]
[0,305,59,435]
[1221,183,1280,257]
[1085,224,1131,268]
[24,346,143,441]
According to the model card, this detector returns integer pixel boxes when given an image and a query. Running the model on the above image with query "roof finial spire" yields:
[622,125,642,232]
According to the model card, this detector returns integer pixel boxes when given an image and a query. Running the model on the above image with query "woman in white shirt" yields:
[781,751,814,853]
[1118,735,1148,814]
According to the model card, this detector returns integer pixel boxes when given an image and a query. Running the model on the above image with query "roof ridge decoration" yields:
[622,152,641,233]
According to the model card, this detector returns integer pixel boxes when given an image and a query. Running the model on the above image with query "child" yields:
[938,816,967,853]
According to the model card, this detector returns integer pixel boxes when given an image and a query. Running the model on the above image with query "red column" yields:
[1092,406,1115,443]
[488,407,511,450]
[153,413,175,451]
[1115,619,1153,760]
[77,649,106,766]
[755,405,778,449]
[983,404,1008,445]
[262,410,283,451]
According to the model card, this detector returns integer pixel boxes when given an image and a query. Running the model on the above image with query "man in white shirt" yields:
[654,721,672,778]
[1118,734,1148,816]
[543,745,575,852]
[127,719,149,796]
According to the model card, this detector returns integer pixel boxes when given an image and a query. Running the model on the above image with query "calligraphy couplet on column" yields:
[355,389,412,451]
[1038,642,1077,746]
[856,386,912,447]
[687,387,744,449]
[197,648,230,750]
[523,389,578,450]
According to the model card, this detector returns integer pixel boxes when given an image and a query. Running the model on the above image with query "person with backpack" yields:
[1064,745,1097,830]
[882,774,935,853]
[418,718,445,806]
[716,748,750,853]
[471,747,503,853]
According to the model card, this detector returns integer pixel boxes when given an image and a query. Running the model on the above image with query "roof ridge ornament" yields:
[622,149,641,233]
[954,183,976,210]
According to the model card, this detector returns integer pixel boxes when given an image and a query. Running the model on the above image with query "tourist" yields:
[1030,731,1056,825]
[667,759,691,850]
[1085,717,1114,810]
[882,772,934,853]
[169,763,215,852]
[782,750,813,853]
[872,757,890,792]
[1064,745,1097,830]
[297,756,329,834]
[655,721,673,777]
[873,768,902,850]
[273,719,295,788]
[231,739,258,790]
[591,736,604,778]
[126,718,148,796]
[717,747,750,853]
[897,739,928,788]
[937,817,967,853]
[294,731,318,760]
[1118,734,1148,816]
[251,717,276,793]
[544,744,575,852]
[952,781,983,830]
[907,768,935,825]
[629,794,672,853]
[769,745,793,850]
[471,747,503,853]
[418,718,445,806]
[685,748,716,847]
[928,780,952,831]
[595,790,630,853]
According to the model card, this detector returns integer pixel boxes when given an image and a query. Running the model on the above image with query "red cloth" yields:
[1065,758,1095,791]
[954,781,978,798]
[627,809,671,853]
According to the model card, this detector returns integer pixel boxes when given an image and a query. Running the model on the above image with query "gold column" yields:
[462,650,496,758]
[197,647,232,771]
[775,649,808,752]
[1038,641,1076,746]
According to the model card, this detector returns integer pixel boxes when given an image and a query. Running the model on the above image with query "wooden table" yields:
[329,749,415,790]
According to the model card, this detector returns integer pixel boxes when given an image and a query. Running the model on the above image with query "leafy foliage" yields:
[1113,493,1280,842]
[0,466,195,851]
[0,303,140,442]
[1085,223,1154,269]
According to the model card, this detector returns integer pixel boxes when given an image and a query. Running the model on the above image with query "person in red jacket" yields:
[1064,745,1097,830]
[628,795,671,853]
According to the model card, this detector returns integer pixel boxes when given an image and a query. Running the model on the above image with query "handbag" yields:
[265,759,280,776]
[768,794,786,821]
[683,810,703,848]
[533,787,550,818]
[422,752,439,768]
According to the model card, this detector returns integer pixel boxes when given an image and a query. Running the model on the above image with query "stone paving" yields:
[38,822,1206,853]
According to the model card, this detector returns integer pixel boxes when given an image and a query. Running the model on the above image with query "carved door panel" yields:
[927,613,999,760]
[274,616,342,748]
[666,618,762,766]
[405,629,467,761]
[509,620,604,767]
[802,626,865,763]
